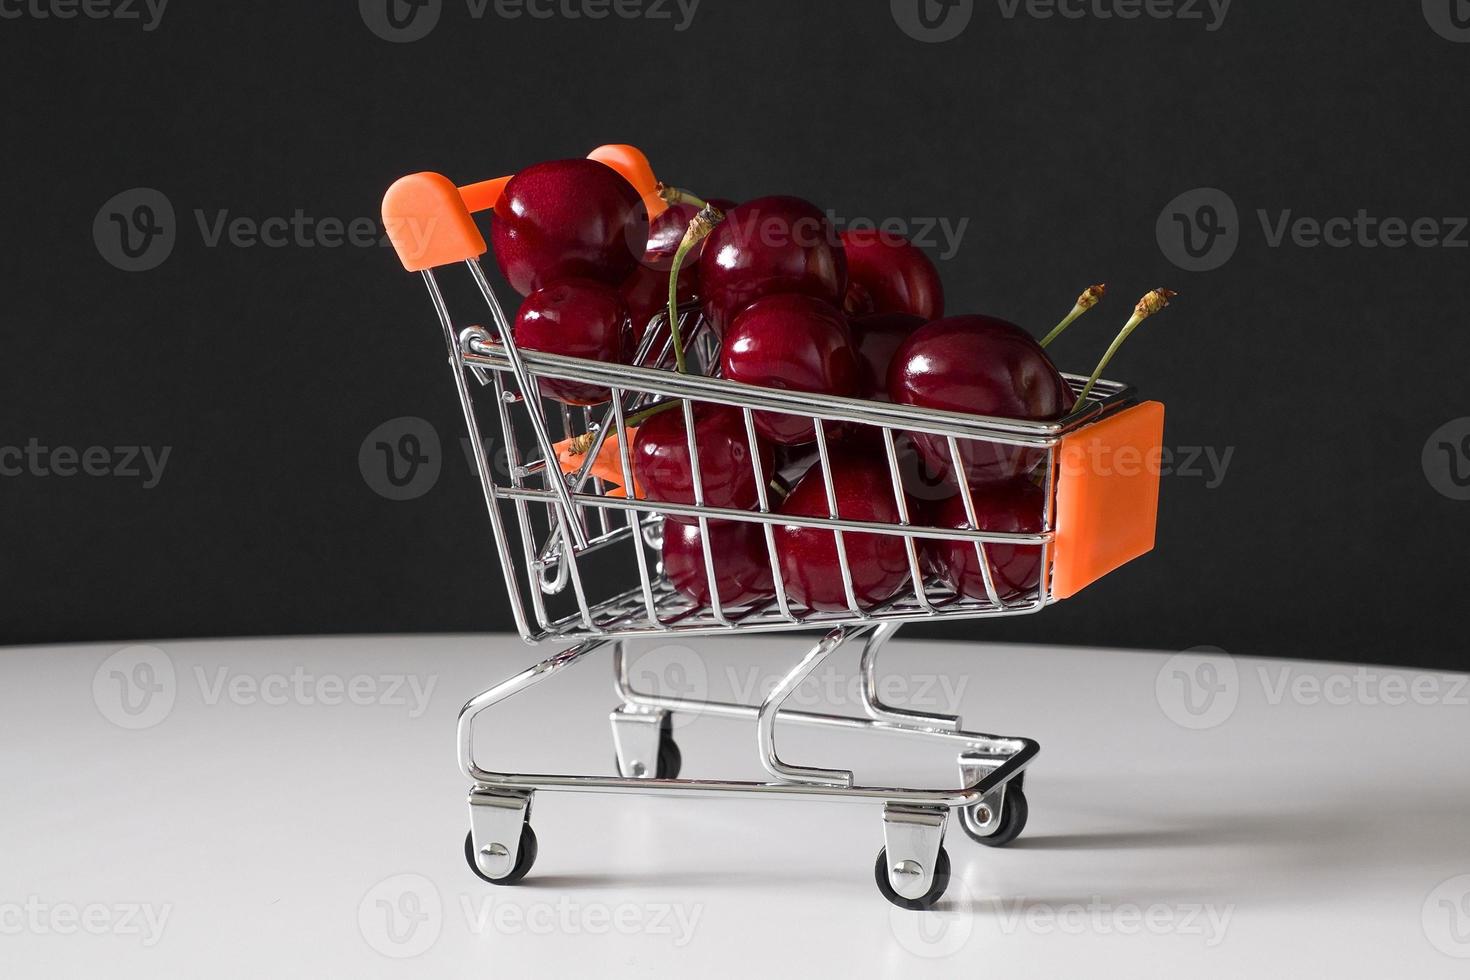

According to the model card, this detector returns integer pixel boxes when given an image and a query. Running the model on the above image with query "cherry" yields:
[492,158,647,296]
[620,199,737,349]
[721,293,860,445]
[512,279,631,405]
[662,519,775,608]
[619,263,674,349]
[840,228,944,321]
[697,196,847,333]
[774,449,913,611]
[926,479,1044,602]
[632,403,774,522]
[888,315,1075,484]
[848,312,925,400]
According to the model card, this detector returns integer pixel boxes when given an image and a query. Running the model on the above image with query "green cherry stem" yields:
[656,182,708,209]
[666,203,725,375]
[1040,283,1107,348]
[1074,288,1177,405]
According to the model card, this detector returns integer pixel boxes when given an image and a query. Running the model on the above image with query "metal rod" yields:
[756,627,861,787]
[463,258,587,548]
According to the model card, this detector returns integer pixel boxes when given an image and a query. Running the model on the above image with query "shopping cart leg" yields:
[857,622,963,732]
[458,638,611,884]
[756,627,863,787]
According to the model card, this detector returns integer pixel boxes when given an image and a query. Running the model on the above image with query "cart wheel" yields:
[874,845,951,911]
[656,736,682,779]
[962,784,1028,847]
[464,824,538,885]
[613,734,682,779]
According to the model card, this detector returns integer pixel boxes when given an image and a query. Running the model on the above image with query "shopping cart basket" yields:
[382,146,1166,908]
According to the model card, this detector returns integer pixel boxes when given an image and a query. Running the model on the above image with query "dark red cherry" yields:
[642,198,739,269]
[632,403,775,522]
[889,315,1075,484]
[926,480,1044,602]
[512,279,631,405]
[621,198,739,350]
[492,159,647,296]
[663,519,775,608]
[848,312,925,400]
[721,294,860,445]
[774,450,913,611]
[697,196,847,333]
[619,263,673,349]
[840,228,945,321]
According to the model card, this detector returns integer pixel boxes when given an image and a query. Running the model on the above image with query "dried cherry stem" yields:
[1040,283,1107,348]
[666,203,725,374]
[656,182,708,209]
[1074,288,1177,405]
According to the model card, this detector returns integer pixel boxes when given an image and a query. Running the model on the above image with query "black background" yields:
[3,1,1467,669]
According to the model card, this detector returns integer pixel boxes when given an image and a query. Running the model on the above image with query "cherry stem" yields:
[666,204,725,374]
[1074,288,1177,406]
[657,183,708,209]
[1040,283,1107,348]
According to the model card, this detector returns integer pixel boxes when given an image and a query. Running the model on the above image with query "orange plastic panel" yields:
[459,175,512,215]
[1050,401,1166,599]
[586,143,667,219]
[381,172,486,272]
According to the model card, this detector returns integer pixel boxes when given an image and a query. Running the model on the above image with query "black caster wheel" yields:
[614,734,682,779]
[874,845,951,911]
[464,824,538,885]
[656,736,682,779]
[961,784,1028,847]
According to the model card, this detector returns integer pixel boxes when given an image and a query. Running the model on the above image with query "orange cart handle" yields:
[382,144,663,273]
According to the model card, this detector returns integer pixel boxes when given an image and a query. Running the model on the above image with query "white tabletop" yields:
[3,633,1468,978]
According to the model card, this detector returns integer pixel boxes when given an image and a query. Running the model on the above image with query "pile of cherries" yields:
[493,156,1168,613]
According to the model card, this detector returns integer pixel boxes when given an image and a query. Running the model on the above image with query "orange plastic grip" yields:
[1050,401,1166,599]
[586,144,667,219]
[382,145,662,273]
[382,171,488,273]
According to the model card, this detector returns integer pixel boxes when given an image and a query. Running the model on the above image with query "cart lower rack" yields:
[383,148,1165,908]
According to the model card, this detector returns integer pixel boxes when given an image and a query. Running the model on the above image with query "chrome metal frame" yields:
[417,256,1135,900]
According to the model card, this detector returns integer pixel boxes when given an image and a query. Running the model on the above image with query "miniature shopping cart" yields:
[382,147,1165,909]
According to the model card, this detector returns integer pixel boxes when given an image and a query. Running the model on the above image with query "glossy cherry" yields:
[927,479,1044,602]
[632,403,774,522]
[621,198,738,351]
[697,196,847,333]
[663,519,775,608]
[774,450,913,611]
[492,159,647,296]
[721,294,860,445]
[889,315,1075,484]
[840,228,944,321]
[512,279,631,405]
[848,312,925,400]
